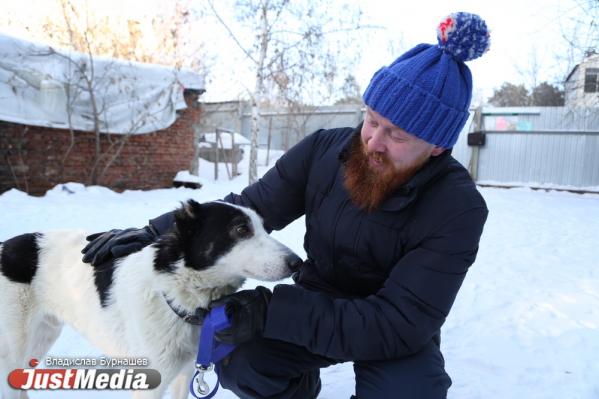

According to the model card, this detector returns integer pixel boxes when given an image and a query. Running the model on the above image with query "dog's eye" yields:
[235,225,250,236]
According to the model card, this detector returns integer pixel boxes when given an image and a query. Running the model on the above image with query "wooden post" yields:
[356,106,364,125]
[468,107,483,181]
[266,116,273,166]
[236,101,244,176]
[217,130,232,180]
[231,129,238,177]
[214,130,219,180]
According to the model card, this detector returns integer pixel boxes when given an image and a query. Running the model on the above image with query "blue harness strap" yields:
[189,305,235,399]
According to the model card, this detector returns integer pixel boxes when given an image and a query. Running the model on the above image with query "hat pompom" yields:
[437,12,490,62]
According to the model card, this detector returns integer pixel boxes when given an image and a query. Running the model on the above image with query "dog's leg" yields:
[24,314,63,363]
[0,375,30,399]
[131,361,172,399]
[0,390,29,399]
[0,314,60,399]
[0,284,33,399]
[0,287,61,399]
[131,386,167,399]
[169,363,195,399]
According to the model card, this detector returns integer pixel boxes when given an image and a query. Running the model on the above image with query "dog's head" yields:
[154,199,300,284]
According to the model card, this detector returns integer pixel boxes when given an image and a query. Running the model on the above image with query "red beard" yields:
[343,133,429,212]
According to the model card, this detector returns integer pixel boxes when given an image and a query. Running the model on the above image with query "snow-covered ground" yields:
[1,149,598,399]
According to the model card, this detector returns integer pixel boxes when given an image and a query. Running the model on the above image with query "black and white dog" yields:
[0,200,299,399]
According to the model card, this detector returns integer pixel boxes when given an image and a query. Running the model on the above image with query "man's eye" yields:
[390,132,408,142]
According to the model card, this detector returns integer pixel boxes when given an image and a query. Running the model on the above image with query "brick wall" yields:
[0,92,201,196]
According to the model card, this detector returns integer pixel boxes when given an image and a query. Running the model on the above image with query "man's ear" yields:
[431,146,446,157]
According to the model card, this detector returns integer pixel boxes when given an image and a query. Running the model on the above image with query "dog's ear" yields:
[174,199,203,238]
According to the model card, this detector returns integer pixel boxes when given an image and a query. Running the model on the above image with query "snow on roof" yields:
[199,132,251,149]
[174,170,204,184]
[0,32,205,134]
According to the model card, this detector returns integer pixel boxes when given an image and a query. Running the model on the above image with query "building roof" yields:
[565,53,599,83]
[565,65,579,83]
[0,32,205,134]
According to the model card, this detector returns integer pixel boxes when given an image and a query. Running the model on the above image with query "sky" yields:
[0,0,594,104]
[356,0,581,102]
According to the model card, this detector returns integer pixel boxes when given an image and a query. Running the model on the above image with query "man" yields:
[82,12,490,399]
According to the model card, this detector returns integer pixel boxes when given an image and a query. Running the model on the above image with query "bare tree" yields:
[206,0,363,184]
[516,48,541,92]
[38,0,203,185]
[557,0,599,106]
[0,127,30,193]
[39,1,130,184]
[558,0,598,69]
[0,0,199,192]
[335,74,363,105]
[41,0,207,74]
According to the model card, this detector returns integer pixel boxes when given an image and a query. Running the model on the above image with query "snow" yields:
[477,180,599,194]
[174,171,204,184]
[1,148,599,399]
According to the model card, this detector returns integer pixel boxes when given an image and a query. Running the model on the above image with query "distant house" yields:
[564,52,599,107]
[0,33,205,196]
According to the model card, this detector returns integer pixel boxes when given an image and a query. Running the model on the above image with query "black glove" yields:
[81,226,158,266]
[211,286,272,346]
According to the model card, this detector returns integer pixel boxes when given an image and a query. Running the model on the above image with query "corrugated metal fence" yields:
[198,102,599,191]
[452,107,599,192]
[198,101,363,151]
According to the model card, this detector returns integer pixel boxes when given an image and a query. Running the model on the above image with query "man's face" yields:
[360,108,444,173]
[343,108,445,212]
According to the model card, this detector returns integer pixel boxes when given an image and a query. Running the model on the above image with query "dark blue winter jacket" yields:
[221,124,488,362]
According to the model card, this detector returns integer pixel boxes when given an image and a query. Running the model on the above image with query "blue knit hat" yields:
[362,12,490,148]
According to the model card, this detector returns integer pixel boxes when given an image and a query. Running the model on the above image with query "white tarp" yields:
[0,33,204,134]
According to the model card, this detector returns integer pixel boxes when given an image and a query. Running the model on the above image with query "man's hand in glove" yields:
[211,286,272,346]
[81,226,158,266]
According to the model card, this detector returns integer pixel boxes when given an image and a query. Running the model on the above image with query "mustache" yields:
[365,148,387,161]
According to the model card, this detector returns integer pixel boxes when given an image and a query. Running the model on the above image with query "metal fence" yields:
[197,102,599,192]
[453,107,599,192]
[197,101,363,151]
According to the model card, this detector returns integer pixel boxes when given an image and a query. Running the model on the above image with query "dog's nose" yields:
[285,253,303,273]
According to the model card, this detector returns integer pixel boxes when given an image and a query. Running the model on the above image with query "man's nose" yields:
[366,128,386,153]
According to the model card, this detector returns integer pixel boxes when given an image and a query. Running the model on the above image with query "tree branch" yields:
[206,0,258,64]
